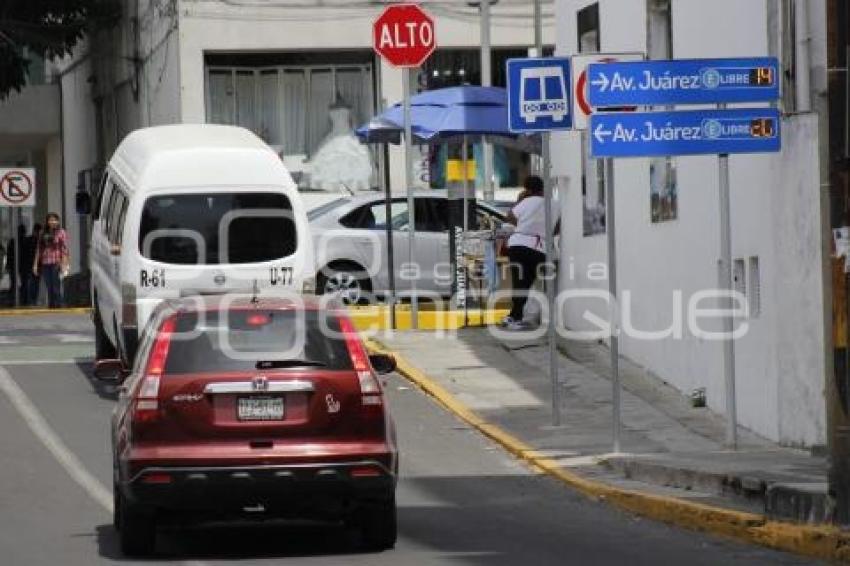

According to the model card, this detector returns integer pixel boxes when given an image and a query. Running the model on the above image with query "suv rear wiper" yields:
[255,359,328,369]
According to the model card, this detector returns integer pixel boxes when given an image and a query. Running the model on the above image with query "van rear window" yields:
[139,192,297,264]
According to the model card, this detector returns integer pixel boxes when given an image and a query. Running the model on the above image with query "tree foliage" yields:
[0,0,120,99]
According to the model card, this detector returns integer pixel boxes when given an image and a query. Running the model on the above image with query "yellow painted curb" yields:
[0,307,91,317]
[348,306,509,331]
[365,337,850,563]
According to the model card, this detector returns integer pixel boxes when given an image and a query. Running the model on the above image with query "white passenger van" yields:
[88,124,314,363]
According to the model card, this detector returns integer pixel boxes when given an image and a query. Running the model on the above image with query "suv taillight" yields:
[132,316,175,427]
[339,317,383,411]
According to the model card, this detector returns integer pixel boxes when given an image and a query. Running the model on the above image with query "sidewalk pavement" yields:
[368,326,847,562]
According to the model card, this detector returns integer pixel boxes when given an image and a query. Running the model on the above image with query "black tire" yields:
[94,308,117,361]
[317,262,372,305]
[112,484,121,530]
[117,490,156,557]
[359,497,397,551]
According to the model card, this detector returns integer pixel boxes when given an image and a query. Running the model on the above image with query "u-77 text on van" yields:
[85,124,315,365]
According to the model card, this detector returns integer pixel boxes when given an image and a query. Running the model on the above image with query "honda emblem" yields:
[252,375,269,392]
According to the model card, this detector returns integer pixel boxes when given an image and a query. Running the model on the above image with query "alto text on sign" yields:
[372,4,436,68]
[589,108,781,158]
[588,57,780,106]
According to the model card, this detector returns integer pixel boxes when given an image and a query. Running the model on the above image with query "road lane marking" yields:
[55,333,95,343]
[0,365,113,511]
[0,359,84,365]
[0,366,208,566]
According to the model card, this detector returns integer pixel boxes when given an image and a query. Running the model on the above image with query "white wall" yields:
[58,53,99,273]
[554,0,826,446]
[140,0,182,126]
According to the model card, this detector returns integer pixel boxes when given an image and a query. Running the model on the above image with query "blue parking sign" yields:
[507,58,573,133]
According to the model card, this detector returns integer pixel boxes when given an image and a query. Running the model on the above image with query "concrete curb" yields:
[365,337,850,563]
[0,307,91,317]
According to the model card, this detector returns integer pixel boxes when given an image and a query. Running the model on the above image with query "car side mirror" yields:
[75,192,91,215]
[369,353,397,375]
[93,359,129,382]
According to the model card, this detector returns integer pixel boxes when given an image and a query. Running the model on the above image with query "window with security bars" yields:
[647,0,677,223]
[579,3,606,237]
[205,64,374,161]
[748,256,761,318]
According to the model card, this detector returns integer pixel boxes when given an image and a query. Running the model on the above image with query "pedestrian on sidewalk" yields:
[20,223,41,305]
[500,175,560,331]
[33,213,69,308]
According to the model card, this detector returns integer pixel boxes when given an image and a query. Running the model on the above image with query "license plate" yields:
[237,396,284,421]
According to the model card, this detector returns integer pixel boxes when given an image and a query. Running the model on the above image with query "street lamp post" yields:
[470,0,498,202]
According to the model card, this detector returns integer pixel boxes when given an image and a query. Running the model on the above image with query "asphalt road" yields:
[0,313,818,565]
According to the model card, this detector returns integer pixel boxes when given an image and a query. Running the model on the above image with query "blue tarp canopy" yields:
[356,86,540,153]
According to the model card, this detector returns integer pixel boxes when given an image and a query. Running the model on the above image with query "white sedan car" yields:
[308,192,506,303]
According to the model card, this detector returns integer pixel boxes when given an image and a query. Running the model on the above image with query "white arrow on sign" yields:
[590,73,610,92]
[594,123,613,144]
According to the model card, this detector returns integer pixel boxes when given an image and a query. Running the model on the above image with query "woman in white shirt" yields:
[502,175,558,330]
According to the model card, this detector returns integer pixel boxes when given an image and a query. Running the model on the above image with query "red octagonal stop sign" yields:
[373,4,436,68]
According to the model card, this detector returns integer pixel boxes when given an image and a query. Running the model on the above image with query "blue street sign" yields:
[507,57,573,132]
[589,108,781,158]
[587,57,780,106]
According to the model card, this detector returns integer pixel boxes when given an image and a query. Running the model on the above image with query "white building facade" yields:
[56,0,556,274]
[553,0,829,447]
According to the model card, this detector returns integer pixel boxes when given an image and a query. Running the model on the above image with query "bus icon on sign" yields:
[519,66,569,124]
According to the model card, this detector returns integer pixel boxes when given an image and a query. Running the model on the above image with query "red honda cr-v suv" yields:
[108,295,398,556]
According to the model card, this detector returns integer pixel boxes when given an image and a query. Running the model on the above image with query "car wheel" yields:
[318,263,372,305]
[117,490,156,557]
[94,307,117,361]
[359,496,397,551]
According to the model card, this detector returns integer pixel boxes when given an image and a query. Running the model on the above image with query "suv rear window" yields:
[164,310,353,374]
[139,192,297,264]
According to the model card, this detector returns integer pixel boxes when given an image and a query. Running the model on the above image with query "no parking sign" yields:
[0,168,36,207]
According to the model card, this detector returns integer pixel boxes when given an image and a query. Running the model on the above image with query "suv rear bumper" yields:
[120,461,395,519]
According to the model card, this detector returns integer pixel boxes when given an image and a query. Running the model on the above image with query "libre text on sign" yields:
[372,4,436,68]
[587,57,780,106]
[506,57,573,133]
[590,108,781,158]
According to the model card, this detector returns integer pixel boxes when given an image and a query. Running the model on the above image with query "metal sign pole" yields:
[543,132,561,426]
[605,157,620,453]
[718,147,738,449]
[462,134,469,327]
[383,146,396,330]
[480,0,494,202]
[717,104,738,449]
[404,67,418,330]
[14,208,21,307]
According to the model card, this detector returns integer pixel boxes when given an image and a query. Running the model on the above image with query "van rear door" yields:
[134,190,306,298]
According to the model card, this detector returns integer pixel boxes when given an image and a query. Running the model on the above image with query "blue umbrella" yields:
[356,86,540,152]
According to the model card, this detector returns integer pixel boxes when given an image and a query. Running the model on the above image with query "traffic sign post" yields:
[571,53,644,130]
[507,57,573,427]
[0,168,35,307]
[0,168,36,208]
[587,57,780,107]
[587,57,782,450]
[590,108,781,158]
[373,4,436,330]
[570,53,641,452]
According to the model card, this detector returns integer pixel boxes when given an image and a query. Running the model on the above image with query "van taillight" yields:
[338,317,383,409]
[132,317,175,426]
